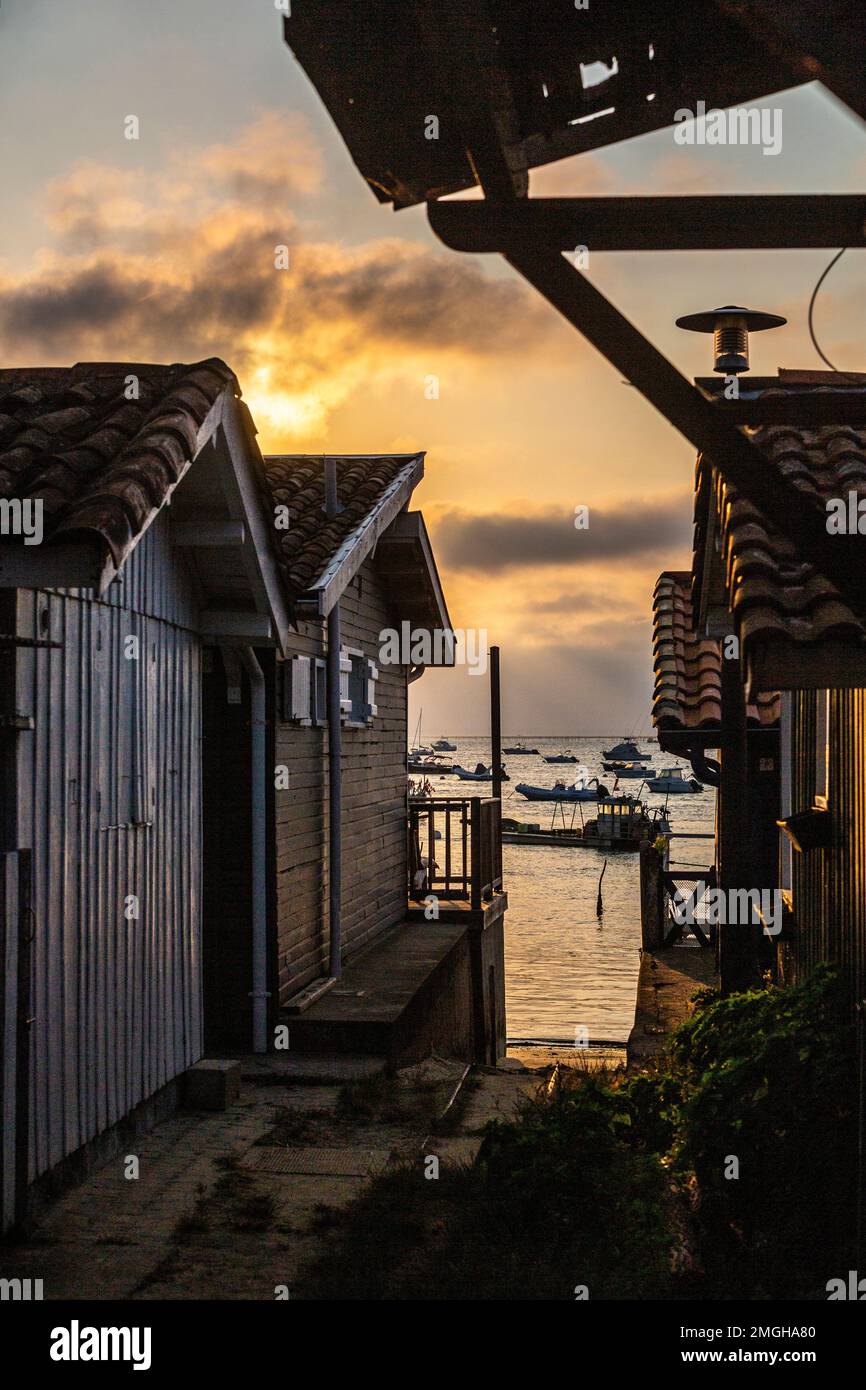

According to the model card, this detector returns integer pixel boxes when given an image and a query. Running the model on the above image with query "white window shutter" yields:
[366,659,378,720]
[339,649,353,717]
[290,656,312,724]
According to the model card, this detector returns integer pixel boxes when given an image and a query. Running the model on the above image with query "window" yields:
[339,647,378,724]
[814,689,830,808]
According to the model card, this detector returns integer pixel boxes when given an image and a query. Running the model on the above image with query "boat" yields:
[542,751,579,763]
[502,799,671,850]
[503,743,540,755]
[515,770,603,802]
[602,738,653,762]
[453,762,509,782]
[407,753,453,774]
[646,767,703,794]
[583,797,670,849]
[432,738,457,751]
[604,760,656,778]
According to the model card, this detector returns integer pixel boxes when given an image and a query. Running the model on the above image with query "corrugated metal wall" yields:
[13,514,203,1184]
[786,688,866,1006]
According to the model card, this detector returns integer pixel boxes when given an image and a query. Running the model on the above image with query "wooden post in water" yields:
[490,645,502,803]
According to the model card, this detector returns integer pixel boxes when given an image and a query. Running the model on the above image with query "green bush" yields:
[666,966,859,1297]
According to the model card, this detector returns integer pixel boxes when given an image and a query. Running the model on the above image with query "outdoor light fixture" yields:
[675,305,787,374]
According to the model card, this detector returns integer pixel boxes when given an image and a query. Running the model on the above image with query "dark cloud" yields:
[429,497,694,573]
[0,236,555,366]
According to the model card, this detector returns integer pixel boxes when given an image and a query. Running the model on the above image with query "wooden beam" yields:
[500,244,866,613]
[413,0,527,200]
[429,195,866,252]
[171,521,246,547]
[199,611,273,640]
[703,393,866,426]
[712,0,866,125]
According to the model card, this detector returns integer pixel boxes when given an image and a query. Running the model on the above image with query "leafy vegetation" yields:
[297,968,860,1299]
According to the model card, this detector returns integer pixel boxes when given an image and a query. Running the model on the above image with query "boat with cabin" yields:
[432,738,457,751]
[603,737,653,762]
[647,767,703,794]
[604,760,656,778]
[502,797,670,850]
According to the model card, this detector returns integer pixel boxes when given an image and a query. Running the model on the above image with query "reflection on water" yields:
[417,735,715,1044]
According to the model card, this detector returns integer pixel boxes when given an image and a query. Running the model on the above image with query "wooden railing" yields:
[408,796,503,911]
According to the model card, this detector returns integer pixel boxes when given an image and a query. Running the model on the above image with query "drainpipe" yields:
[324,459,343,979]
[239,646,268,1053]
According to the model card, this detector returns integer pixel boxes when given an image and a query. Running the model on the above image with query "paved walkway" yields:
[1,1057,538,1301]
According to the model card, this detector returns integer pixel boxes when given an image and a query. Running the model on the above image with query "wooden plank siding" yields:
[781,688,866,1006]
[273,555,408,1003]
[9,512,204,1184]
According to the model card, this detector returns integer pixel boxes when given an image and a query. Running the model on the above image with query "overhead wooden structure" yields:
[283,0,866,612]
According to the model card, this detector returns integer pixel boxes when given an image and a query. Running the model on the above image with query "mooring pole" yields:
[490,645,502,803]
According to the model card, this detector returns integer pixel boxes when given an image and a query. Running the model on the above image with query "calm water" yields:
[417,735,715,1045]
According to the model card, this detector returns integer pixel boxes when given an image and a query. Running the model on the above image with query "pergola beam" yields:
[499,243,866,610]
[429,196,866,253]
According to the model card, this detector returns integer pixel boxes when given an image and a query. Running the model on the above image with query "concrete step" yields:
[240,1054,388,1085]
[281,920,473,1064]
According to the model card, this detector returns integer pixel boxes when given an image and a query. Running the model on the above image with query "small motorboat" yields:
[503,743,540,755]
[646,767,703,794]
[603,738,653,762]
[604,760,656,778]
[408,753,453,774]
[542,751,578,763]
[515,771,602,802]
[432,738,457,751]
[453,762,510,782]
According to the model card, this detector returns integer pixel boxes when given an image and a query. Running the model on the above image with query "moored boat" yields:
[646,767,703,793]
[542,751,579,763]
[515,770,602,801]
[432,738,457,751]
[453,762,510,782]
[407,753,453,774]
[503,742,540,755]
[603,738,653,761]
[604,760,656,778]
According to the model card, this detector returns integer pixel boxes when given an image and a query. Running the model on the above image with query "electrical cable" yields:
[807,248,863,382]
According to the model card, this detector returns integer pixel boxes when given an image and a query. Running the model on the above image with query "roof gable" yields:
[0,358,234,583]
[261,453,425,613]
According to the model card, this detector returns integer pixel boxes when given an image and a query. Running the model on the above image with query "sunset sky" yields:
[3,1,866,733]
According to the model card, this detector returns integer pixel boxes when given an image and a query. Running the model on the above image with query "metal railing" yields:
[408,796,503,910]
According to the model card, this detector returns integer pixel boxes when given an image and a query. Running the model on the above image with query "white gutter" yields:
[239,646,269,1053]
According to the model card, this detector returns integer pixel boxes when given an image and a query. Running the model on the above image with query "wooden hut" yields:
[0,359,494,1232]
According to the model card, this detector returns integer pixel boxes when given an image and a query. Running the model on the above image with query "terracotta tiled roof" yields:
[260,453,423,603]
[0,358,235,569]
[653,571,779,734]
[698,410,866,659]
